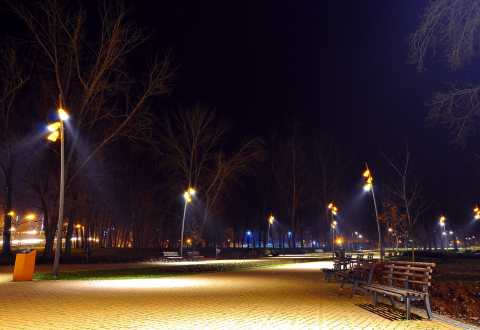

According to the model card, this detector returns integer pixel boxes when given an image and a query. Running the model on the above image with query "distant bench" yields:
[234,252,245,259]
[315,249,324,253]
[249,251,257,258]
[163,251,183,262]
[187,251,204,261]
[336,261,376,295]
[361,261,435,320]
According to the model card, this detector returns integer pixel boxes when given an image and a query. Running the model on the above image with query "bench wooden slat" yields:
[384,261,435,267]
[361,285,404,298]
[383,271,431,279]
[363,286,427,298]
[381,276,431,286]
[362,283,429,297]
[383,266,432,272]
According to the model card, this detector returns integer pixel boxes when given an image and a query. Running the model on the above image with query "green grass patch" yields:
[33,259,313,281]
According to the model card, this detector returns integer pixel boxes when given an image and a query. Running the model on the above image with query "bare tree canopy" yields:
[408,0,480,148]
[426,81,480,147]
[382,141,429,261]
[408,0,480,72]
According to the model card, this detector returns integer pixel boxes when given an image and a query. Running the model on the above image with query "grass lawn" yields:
[33,259,313,281]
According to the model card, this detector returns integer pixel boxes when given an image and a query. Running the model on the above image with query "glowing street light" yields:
[362,164,382,262]
[439,215,447,249]
[180,188,195,258]
[267,216,274,248]
[48,97,69,280]
[329,203,338,257]
[474,206,480,219]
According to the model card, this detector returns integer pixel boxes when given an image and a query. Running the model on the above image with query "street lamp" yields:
[180,188,195,258]
[267,216,274,249]
[363,164,383,262]
[48,98,68,280]
[439,215,447,249]
[474,206,480,219]
[328,203,338,257]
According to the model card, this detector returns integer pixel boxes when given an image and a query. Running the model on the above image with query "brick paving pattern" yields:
[0,261,475,329]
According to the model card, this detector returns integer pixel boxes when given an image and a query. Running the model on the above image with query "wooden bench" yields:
[360,261,435,320]
[334,250,349,270]
[163,251,183,262]
[187,251,204,261]
[336,261,376,294]
[367,253,374,261]
[321,268,337,282]
[234,252,246,259]
[249,251,257,258]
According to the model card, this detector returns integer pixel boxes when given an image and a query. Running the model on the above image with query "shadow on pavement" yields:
[356,302,424,321]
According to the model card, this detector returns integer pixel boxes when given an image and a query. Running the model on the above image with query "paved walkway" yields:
[0,261,475,329]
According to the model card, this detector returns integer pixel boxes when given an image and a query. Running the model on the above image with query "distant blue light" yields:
[247,231,251,235]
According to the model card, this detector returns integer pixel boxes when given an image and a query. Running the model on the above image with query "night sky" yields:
[132,1,478,215]
[1,1,478,222]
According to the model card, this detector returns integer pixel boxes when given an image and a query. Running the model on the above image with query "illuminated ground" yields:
[0,261,474,329]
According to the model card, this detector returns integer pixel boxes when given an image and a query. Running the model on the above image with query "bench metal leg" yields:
[352,281,358,295]
[374,292,378,307]
[390,296,395,307]
[424,296,432,319]
[340,277,346,288]
[325,273,328,281]
[406,296,411,320]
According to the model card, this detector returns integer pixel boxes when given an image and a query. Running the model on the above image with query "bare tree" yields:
[312,134,351,248]
[383,142,429,261]
[270,119,311,248]
[160,104,265,245]
[0,36,29,255]
[408,0,480,147]
[9,0,176,255]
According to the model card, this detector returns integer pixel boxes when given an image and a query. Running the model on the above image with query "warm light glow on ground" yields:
[90,277,209,289]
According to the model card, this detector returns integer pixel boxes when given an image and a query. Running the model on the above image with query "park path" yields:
[0,261,476,329]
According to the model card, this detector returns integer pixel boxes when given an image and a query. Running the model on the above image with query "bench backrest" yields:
[353,261,376,280]
[164,251,179,257]
[188,251,200,256]
[383,261,435,293]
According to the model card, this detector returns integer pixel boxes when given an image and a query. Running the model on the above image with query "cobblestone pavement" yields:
[0,261,475,329]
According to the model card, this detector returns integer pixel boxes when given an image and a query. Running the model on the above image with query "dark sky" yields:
[1,1,478,223]
[132,1,478,216]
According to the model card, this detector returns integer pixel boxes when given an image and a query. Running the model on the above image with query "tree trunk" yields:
[1,153,16,256]
[65,217,74,257]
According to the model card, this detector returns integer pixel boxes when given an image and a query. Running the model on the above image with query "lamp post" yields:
[363,164,382,262]
[267,216,274,248]
[47,97,68,280]
[439,215,446,249]
[180,188,195,258]
[328,203,337,257]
